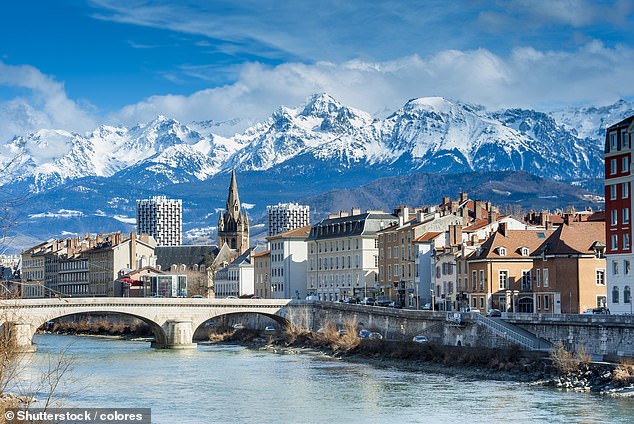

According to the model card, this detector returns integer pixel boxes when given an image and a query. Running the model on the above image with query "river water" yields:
[15,334,634,423]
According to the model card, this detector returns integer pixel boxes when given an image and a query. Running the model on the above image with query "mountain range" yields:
[0,94,631,252]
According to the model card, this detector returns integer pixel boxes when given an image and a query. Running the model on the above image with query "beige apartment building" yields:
[86,232,157,296]
[306,209,398,301]
[252,250,270,299]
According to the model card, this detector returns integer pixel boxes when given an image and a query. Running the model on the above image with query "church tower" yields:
[217,169,249,254]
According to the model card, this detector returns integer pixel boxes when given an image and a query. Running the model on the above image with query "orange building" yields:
[467,219,606,314]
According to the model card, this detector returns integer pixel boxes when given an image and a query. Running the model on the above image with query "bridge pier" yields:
[151,319,197,349]
[5,322,36,353]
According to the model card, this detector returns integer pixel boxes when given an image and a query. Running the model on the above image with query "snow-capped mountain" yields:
[1,93,630,193]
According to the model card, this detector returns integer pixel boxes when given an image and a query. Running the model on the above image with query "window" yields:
[611,209,618,226]
[394,264,399,276]
[626,260,631,275]
[610,184,617,200]
[520,247,529,257]
[498,247,506,256]
[472,271,477,291]
[480,297,484,309]
[537,295,541,310]
[612,234,619,251]
[610,132,617,149]
[479,270,484,291]
[625,286,631,304]
[596,269,605,285]
[499,270,509,290]
[624,234,631,250]
[611,158,617,174]
[544,295,550,310]
[521,270,532,290]
[624,208,630,224]
[612,286,620,304]
[536,268,541,287]
[623,156,630,173]
[613,260,619,275]
[543,268,549,287]
[393,247,398,259]
[624,131,631,148]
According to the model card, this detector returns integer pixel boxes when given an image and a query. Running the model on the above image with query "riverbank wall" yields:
[306,302,634,358]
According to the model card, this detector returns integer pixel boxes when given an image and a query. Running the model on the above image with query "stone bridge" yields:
[0,297,307,352]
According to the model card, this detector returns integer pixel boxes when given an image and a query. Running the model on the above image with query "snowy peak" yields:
[1,93,633,194]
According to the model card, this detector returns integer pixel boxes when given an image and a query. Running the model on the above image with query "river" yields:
[14,334,634,423]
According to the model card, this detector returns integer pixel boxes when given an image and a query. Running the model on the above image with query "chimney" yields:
[449,224,462,245]
[403,206,410,222]
[499,222,508,237]
[442,196,450,205]
[460,192,468,203]
[351,207,361,216]
[474,201,483,220]
[130,232,137,270]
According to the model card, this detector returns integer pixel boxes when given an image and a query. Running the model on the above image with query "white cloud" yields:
[0,61,96,142]
[108,42,634,129]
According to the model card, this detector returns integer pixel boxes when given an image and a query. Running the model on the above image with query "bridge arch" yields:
[193,312,291,336]
[31,311,168,348]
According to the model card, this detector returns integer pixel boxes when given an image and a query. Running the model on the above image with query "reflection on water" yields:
[14,334,634,424]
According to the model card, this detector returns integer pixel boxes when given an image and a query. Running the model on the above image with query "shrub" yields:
[550,341,579,374]
[612,358,634,384]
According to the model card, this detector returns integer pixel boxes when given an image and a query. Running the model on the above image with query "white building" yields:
[214,249,255,298]
[136,196,183,246]
[306,209,398,301]
[266,203,310,236]
[267,226,310,299]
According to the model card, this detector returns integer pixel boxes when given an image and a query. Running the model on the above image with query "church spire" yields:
[226,168,241,219]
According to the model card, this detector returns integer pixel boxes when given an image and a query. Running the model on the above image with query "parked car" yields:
[583,307,610,315]
[412,335,429,343]
[264,325,277,332]
[421,303,433,310]
[338,329,348,335]
[486,309,502,317]
[358,329,371,339]
[232,323,245,329]
[388,301,403,309]
[226,296,238,299]
[368,332,383,340]
[375,297,392,307]
[360,297,375,306]
[343,297,358,304]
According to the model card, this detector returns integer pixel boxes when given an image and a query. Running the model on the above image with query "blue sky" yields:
[1,0,633,140]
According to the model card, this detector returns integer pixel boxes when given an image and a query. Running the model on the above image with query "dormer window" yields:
[520,247,529,257]
[497,247,506,256]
